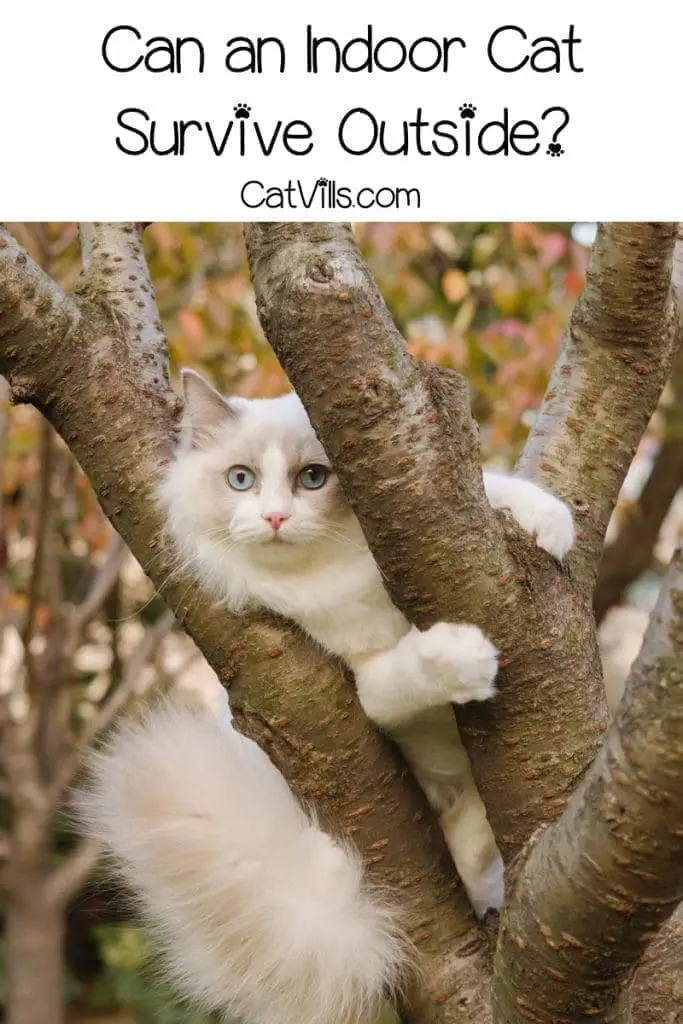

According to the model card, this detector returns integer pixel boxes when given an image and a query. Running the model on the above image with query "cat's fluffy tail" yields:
[74,698,411,1024]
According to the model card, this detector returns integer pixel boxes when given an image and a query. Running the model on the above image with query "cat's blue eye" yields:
[227,465,256,491]
[297,464,329,490]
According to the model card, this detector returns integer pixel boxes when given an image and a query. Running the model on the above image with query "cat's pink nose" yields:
[262,512,290,531]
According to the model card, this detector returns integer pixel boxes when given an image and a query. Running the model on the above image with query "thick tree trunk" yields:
[6,884,65,1024]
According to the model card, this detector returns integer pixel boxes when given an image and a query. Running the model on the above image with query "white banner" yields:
[1,1,681,220]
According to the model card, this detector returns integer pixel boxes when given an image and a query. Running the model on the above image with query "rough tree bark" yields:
[1,221,682,1024]
[493,548,683,1023]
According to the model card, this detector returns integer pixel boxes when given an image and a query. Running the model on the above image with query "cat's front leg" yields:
[354,624,498,729]
[483,471,575,560]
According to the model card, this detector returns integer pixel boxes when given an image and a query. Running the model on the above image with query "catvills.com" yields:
[239,178,422,210]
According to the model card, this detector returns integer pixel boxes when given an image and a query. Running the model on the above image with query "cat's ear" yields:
[179,369,238,449]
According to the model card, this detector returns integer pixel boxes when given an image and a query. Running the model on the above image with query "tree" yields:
[0,221,681,1024]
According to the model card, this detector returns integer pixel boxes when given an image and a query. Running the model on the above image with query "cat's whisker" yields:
[313,525,371,553]
[141,545,176,575]
[298,524,390,580]
[171,578,206,626]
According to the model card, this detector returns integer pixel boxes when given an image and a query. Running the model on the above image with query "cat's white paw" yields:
[465,851,506,919]
[527,497,575,560]
[419,623,498,704]
[484,473,575,560]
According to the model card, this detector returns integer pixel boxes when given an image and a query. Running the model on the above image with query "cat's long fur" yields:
[75,699,411,1024]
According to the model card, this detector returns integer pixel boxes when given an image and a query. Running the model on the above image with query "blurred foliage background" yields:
[1,222,679,1023]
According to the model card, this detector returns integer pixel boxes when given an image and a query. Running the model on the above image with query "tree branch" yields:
[594,276,683,623]
[492,547,683,1024]
[63,533,128,660]
[518,223,679,591]
[0,227,81,403]
[77,222,170,391]
[45,837,100,909]
[0,223,489,1024]
[595,429,683,624]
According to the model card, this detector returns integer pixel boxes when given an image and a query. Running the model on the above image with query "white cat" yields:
[161,369,574,917]
[80,369,574,1024]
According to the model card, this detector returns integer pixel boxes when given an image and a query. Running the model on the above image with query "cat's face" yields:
[162,370,357,566]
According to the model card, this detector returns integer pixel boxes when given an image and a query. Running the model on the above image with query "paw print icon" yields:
[547,142,564,157]
[459,104,477,119]
[234,104,252,119]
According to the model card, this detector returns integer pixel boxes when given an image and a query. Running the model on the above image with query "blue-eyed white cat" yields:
[164,369,573,902]
[80,369,574,1024]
